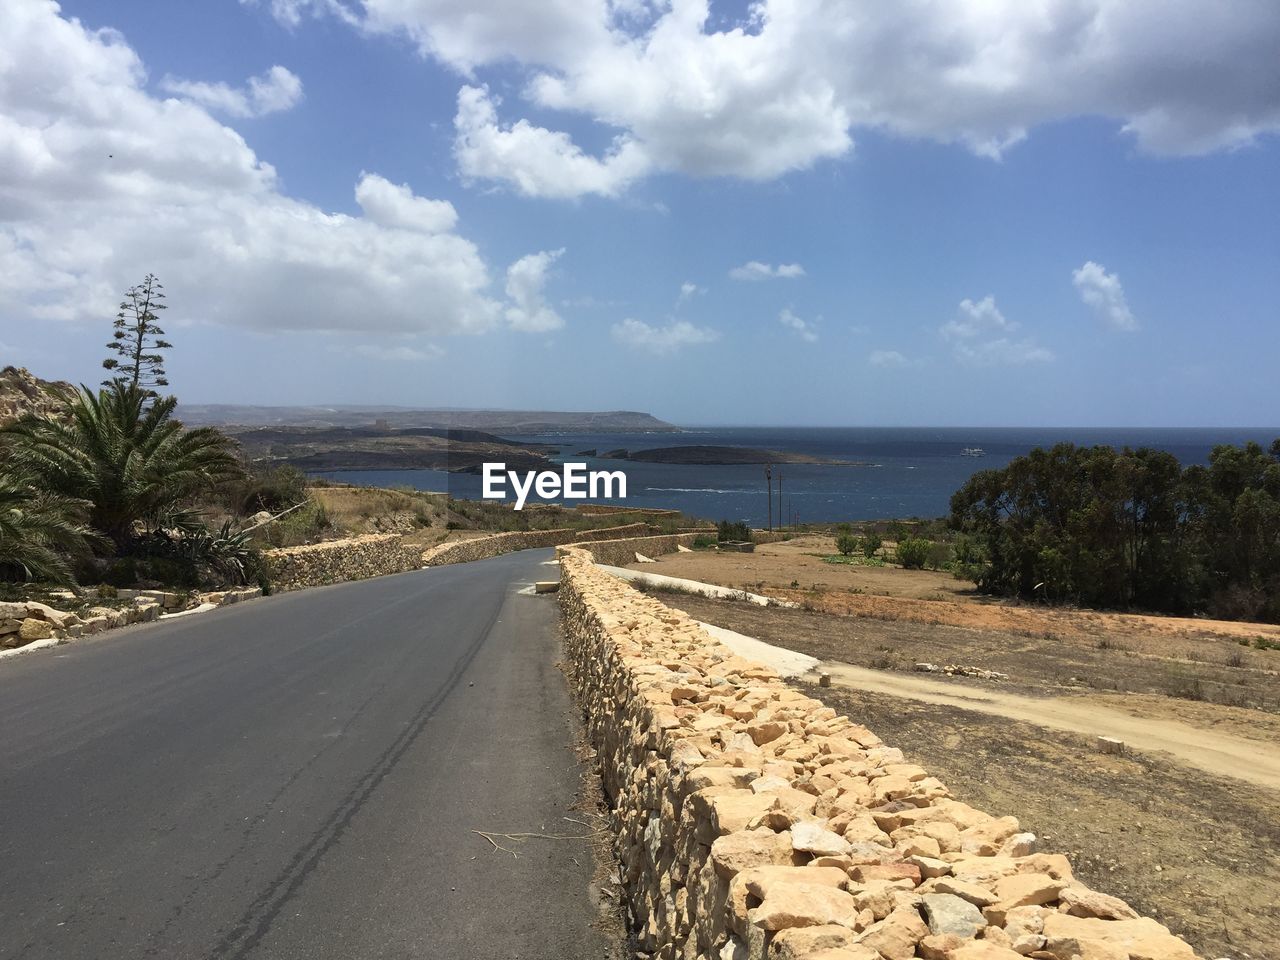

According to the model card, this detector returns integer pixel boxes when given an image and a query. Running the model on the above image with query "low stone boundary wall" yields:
[578,504,683,518]
[421,522,654,566]
[557,547,1201,960]
[262,533,422,591]
[558,532,707,567]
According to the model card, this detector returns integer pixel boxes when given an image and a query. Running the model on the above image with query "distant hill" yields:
[176,404,680,434]
[0,366,73,426]
[231,424,555,473]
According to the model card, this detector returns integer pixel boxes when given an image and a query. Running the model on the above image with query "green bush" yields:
[234,465,307,514]
[896,537,932,570]
[691,534,717,549]
[717,520,752,543]
[926,540,952,571]
[861,532,883,558]
[835,533,859,556]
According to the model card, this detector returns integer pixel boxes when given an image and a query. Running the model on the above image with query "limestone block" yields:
[19,618,54,642]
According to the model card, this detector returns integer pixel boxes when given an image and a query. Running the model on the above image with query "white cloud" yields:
[868,349,907,368]
[676,280,704,304]
[729,261,806,281]
[240,0,359,29]
[353,342,443,361]
[953,339,1053,366]
[355,173,458,233]
[453,85,651,199]
[1073,260,1137,331]
[778,307,817,342]
[611,318,719,353]
[301,0,1280,197]
[0,2,541,338]
[942,295,1014,339]
[942,296,1051,365]
[504,248,566,332]
[161,65,304,118]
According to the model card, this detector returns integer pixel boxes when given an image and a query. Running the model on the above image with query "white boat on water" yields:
[961,447,987,457]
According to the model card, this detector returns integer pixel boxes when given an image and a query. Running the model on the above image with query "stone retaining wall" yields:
[421,522,655,566]
[559,532,708,567]
[557,546,1201,960]
[262,533,422,591]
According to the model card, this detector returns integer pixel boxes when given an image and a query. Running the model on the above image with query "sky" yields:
[1,0,1278,427]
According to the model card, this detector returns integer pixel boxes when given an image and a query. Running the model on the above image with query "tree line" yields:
[950,440,1280,621]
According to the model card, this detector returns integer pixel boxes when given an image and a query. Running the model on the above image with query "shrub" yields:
[926,540,952,570]
[835,533,859,556]
[236,465,307,514]
[896,537,932,570]
[265,501,331,548]
[861,532,883,558]
[717,520,752,543]
[691,534,717,549]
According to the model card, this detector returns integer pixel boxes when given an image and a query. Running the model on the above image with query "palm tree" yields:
[0,471,100,585]
[1,382,244,549]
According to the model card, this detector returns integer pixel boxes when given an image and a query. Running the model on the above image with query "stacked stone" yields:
[557,547,1202,960]
[561,532,713,567]
[262,534,422,591]
[421,523,654,566]
[196,587,263,607]
[1,598,163,649]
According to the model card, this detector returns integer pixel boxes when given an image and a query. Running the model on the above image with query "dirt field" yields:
[798,682,1280,960]
[634,538,1280,711]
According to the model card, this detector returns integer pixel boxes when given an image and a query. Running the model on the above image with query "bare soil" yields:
[798,682,1280,960]
[636,538,1280,711]
[666,590,1280,713]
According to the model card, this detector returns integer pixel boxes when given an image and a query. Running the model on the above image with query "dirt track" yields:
[821,661,1280,792]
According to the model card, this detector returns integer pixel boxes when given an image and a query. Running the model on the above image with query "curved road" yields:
[0,549,615,960]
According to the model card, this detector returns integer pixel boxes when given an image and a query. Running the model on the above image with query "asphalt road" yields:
[0,549,616,960]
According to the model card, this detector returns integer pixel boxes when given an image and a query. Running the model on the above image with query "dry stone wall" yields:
[421,523,655,566]
[560,532,711,567]
[557,547,1203,960]
[262,533,422,592]
[577,504,683,518]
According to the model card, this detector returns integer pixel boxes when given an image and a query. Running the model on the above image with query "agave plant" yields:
[0,470,100,586]
[0,382,244,550]
[142,517,261,585]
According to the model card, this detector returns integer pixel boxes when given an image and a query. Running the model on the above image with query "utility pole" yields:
[777,473,783,532]
[765,463,773,532]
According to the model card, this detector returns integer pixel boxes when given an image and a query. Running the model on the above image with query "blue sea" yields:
[312,426,1280,526]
